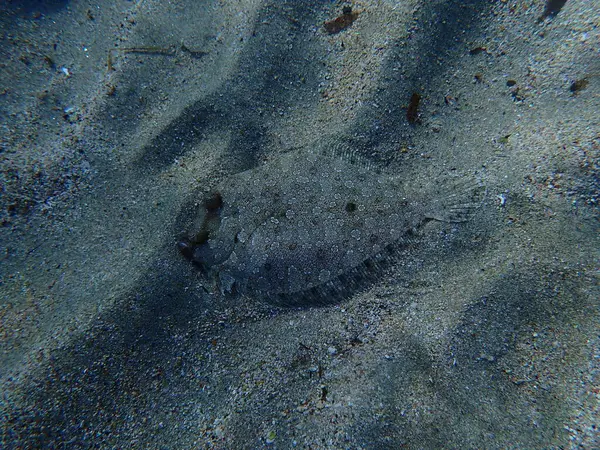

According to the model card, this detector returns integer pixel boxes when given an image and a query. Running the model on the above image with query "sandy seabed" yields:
[1,1,598,448]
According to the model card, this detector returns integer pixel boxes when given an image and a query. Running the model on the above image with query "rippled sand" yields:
[1,1,598,448]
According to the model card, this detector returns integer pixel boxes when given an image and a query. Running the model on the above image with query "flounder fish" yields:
[179,145,485,306]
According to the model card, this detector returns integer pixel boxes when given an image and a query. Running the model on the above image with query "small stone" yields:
[266,430,276,444]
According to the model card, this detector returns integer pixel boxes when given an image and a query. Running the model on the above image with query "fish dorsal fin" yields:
[306,134,386,173]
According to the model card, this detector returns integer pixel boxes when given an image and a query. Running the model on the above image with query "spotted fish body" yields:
[187,147,483,306]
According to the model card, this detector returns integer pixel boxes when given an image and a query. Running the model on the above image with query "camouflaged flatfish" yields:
[179,146,484,306]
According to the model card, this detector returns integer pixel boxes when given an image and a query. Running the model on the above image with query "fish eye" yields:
[204,192,223,212]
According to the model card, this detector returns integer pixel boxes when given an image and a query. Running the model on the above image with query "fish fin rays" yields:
[425,176,487,223]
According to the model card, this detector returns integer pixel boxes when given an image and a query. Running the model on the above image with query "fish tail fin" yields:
[426,175,487,223]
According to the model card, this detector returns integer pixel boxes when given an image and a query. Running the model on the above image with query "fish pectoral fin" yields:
[218,271,237,295]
